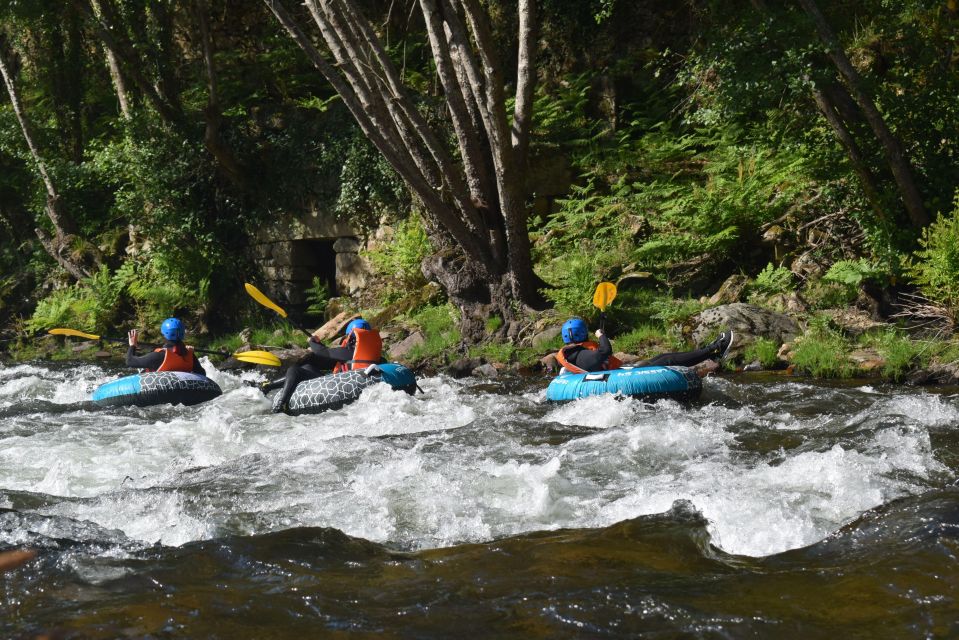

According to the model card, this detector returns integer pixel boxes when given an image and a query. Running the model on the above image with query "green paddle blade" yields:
[232,350,282,366]
[592,282,617,312]
[244,282,288,318]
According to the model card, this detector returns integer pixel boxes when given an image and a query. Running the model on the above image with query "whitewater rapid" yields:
[0,361,953,556]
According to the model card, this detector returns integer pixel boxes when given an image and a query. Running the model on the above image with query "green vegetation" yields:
[404,304,461,363]
[744,338,780,369]
[750,264,795,296]
[304,277,331,319]
[791,318,855,378]
[905,193,959,318]
[858,329,931,382]
[364,215,432,305]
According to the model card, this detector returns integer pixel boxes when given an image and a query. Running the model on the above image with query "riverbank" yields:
[5,293,959,387]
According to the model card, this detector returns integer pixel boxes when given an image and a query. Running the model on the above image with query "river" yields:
[1,360,957,638]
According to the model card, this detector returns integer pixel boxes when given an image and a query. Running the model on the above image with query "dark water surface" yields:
[1,362,957,638]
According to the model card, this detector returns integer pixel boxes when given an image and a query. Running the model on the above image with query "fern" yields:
[304,276,330,317]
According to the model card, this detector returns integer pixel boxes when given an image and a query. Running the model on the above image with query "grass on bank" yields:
[743,337,780,369]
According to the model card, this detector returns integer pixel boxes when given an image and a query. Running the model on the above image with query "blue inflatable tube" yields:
[92,371,222,407]
[546,365,702,403]
[284,362,417,416]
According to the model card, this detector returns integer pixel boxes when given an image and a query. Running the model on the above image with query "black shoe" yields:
[704,330,735,361]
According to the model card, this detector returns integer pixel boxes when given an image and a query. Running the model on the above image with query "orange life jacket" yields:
[332,327,383,373]
[152,346,196,373]
[555,341,623,374]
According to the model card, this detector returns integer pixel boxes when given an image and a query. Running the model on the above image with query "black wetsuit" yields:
[561,334,614,372]
[263,337,356,409]
[126,341,206,375]
[563,333,716,372]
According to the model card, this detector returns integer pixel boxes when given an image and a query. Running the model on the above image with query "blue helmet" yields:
[160,317,185,341]
[561,317,588,344]
[345,318,371,336]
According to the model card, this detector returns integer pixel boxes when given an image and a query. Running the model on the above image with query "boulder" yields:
[764,291,810,315]
[847,348,886,373]
[389,331,426,361]
[821,308,886,337]
[692,303,802,361]
[907,360,959,386]
[311,311,360,342]
[531,326,561,351]
[708,274,750,305]
[613,352,644,366]
[447,357,481,378]
[272,347,309,368]
[471,363,499,378]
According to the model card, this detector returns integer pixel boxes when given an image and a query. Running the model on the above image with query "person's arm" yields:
[125,329,164,369]
[596,331,613,359]
[567,331,613,372]
[308,337,353,363]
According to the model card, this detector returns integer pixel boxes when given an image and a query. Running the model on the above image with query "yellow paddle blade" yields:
[232,350,282,367]
[49,328,101,340]
[244,282,288,318]
[592,282,617,312]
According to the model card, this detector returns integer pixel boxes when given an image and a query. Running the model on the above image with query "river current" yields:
[1,360,957,637]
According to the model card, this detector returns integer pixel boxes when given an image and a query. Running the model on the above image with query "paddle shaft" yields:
[97,335,228,357]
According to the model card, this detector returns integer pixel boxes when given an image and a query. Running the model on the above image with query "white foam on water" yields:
[1,363,955,557]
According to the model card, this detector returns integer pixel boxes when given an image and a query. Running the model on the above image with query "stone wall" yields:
[253,208,371,307]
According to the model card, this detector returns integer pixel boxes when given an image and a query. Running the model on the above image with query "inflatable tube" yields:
[92,371,222,407]
[283,363,417,416]
[545,365,701,403]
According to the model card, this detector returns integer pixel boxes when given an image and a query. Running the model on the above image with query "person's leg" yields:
[272,362,327,413]
[645,346,716,368]
[644,330,734,368]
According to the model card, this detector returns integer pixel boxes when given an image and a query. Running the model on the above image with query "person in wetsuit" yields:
[126,317,206,375]
[554,317,733,374]
[259,317,383,414]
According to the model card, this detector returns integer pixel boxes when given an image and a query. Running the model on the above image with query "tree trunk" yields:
[264,0,547,337]
[194,0,248,190]
[807,78,888,224]
[89,0,132,119]
[0,35,97,280]
[797,0,929,228]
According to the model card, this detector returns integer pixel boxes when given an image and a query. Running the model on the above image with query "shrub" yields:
[365,215,432,304]
[27,265,125,334]
[905,192,959,316]
[538,252,619,319]
[803,280,857,310]
[468,342,515,363]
